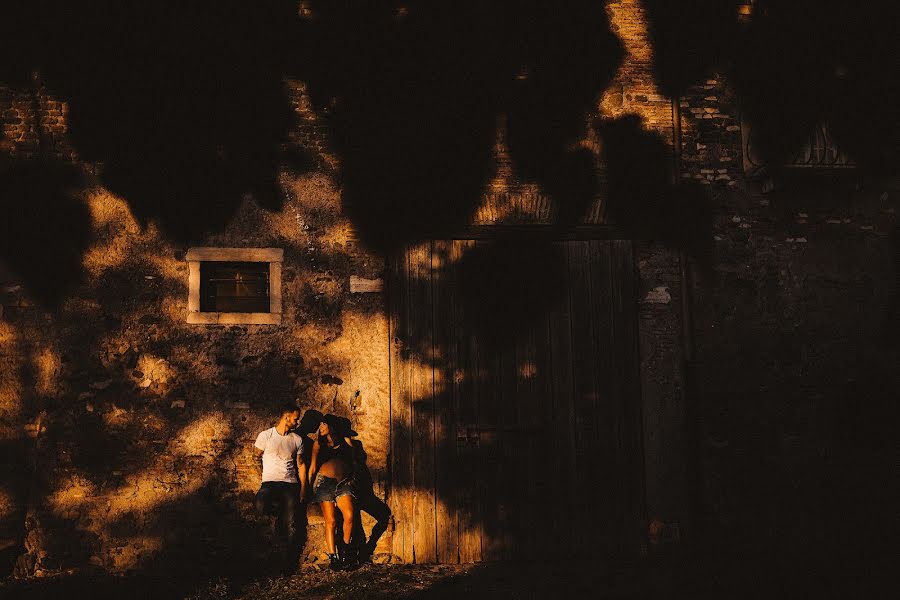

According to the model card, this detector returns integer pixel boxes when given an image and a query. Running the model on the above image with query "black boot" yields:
[328,552,343,571]
[359,540,376,564]
[339,543,360,571]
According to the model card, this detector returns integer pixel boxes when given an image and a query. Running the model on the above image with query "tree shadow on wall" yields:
[598,114,714,271]
[0,268,319,579]
[387,235,647,561]
[0,159,91,308]
[3,0,310,245]
[388,390,643,564]
[881,224,900,349]
[6,0,628,306]
[294,0,624,253]
[642,0,900,173]
[640,0,742,101]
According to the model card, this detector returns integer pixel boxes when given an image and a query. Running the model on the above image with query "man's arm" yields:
[296,453,308,501]
[254,447,264,480]
[253,431,267,481]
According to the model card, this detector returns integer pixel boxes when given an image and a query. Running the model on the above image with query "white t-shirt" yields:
[254,427,304,483]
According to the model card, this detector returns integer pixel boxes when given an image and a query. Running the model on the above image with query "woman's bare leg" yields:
[336,494,356,546]
[321,501,337,554]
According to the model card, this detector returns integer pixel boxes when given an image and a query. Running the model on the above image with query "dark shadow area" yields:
[297,0,623,253]
[598,115,714,269]
[0,574,222,600]
[882,224,900,348]
[119,481,290,578]
[455,241,566,349]
[0,159,91,308]
[731,1,900,174]
[347,439,391,562]
[393,554,891,600]
[0,440,29,577]
[643,0,900,174]
[641,0,742,100]
[396,561,659,599]
[4,1,308,245]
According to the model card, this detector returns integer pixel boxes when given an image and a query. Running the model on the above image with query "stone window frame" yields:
[185,247,283,325]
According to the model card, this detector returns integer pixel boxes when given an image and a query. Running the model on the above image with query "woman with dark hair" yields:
[308,413,358,570]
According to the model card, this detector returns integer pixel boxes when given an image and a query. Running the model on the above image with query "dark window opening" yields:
[199,261,270,313]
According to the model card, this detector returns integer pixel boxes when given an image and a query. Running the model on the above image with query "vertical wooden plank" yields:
[512,315,541,560]
[588,240,618,555]
[548,242,578,556]
[432,240,459,563]
[454,240,483,563]
[499,331,520,560]
[527,293,555,561]
[567,240,605,553]
[409,242,437,563]
[473,241,506,562]
[609,239,644,556]
[388,247,414,563]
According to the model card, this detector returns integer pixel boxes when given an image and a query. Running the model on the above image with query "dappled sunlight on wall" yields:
[82,189,179,279]
[39,412,231,570]
[210,172,343,249]
[474,115,555,225]
[132,354,177,396]
[599,0,673,131]
[0,166,394,573]
[107,536,163,572]
[33,347,62,398]
[315,219,359,253]
[0,488,15,522]
[47,473,97,512]
[0,322,22,426]
[175,411,231,457]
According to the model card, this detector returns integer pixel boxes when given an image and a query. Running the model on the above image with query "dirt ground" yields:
[0,553,890,600]
[0,561,661,600]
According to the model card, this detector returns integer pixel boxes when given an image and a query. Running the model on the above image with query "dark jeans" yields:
[254,481,301,549]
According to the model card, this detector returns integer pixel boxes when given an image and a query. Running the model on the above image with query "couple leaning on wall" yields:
[252,405,391,572]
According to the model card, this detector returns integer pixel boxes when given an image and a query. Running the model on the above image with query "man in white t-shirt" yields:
[253,404,307,565]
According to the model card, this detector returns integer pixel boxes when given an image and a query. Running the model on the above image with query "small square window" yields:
[200,261,270,313]
[185,248,283,325]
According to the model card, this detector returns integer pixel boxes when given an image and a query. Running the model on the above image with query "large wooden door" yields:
[388,239,644,563]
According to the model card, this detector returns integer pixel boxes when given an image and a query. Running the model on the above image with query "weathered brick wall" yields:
[678,78,742,187]
[603,0,675,142]
[1,83,74,161]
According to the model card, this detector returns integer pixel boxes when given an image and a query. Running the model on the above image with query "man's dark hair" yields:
[280,403,300,417]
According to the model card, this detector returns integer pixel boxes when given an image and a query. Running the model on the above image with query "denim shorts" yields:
[312,473,355,503]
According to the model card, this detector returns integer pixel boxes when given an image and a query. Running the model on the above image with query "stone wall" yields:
[0,82,393,576]
[679,75,899,560]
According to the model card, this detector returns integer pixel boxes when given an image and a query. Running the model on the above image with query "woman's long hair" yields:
[321,413,348,447]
